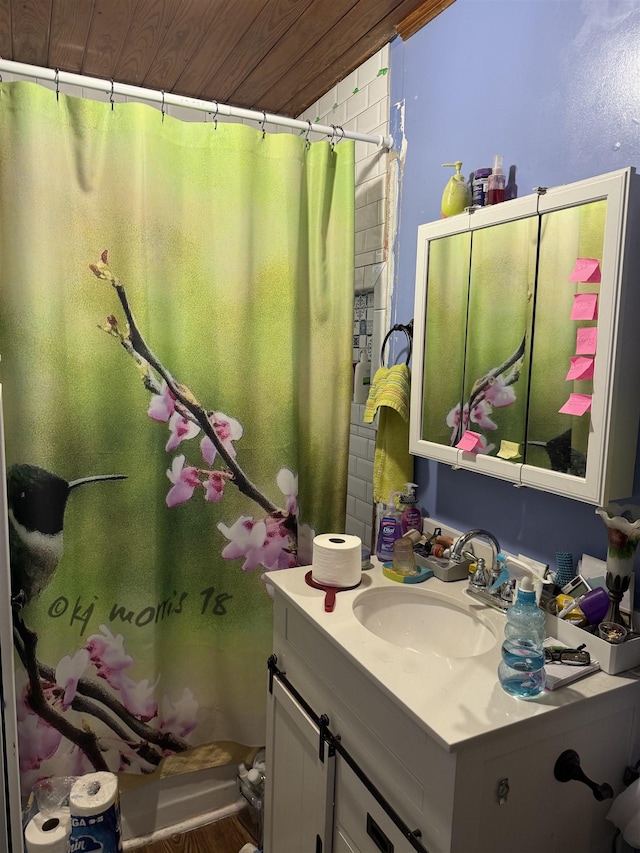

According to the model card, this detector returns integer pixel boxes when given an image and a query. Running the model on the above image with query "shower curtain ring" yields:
[336,125,345,146]
[210,100,219,130]
[304,120,312,149]
[260,110,267,139]
[161,89,166,123]
[329,125,338,151]
[54,68,60,101]
[110,79,115,110]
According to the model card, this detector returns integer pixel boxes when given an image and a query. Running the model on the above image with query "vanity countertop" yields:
[268,561,640,752]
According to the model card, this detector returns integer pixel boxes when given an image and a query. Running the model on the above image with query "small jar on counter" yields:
[472,167,492,207]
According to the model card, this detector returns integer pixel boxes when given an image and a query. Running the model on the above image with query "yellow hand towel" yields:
[364,364,414,503]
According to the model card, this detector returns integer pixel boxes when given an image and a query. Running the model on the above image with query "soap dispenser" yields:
[441,161,472,217]
[376,493,402,562]
[399,483,422,536]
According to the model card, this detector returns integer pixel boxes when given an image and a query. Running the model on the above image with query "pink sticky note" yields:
[568,258,601,283]
[565,356,595,381]
[570,293,598,321]
[559,393,592,416]
[456,430,482,452]
[576,326,598,355]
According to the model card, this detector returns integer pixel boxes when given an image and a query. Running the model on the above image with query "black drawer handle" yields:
[367,813,394,853]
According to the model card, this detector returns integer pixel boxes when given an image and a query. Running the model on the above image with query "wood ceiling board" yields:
[116,0,181,87]
[263,0,404,115]
[396,0,454,39]
[202,0,317,106]
[142,0,227,93]
[0,0,12,58]
[230,0,361,109]
[48,0,95,70]
[10,0,51,67]
[272,0,447,115]
[82,0,136,79]
[3,0,455,121]
[171,0,269,103]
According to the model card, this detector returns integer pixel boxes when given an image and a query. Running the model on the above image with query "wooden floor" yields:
[133,813,258,853]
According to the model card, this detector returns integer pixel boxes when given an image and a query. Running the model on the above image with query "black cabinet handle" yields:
[367,813,394,853]
[554,749,614,801]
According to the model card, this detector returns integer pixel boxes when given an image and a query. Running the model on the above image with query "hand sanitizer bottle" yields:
[399,483,422,536]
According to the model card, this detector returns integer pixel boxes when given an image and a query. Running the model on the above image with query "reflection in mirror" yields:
[421,231,470,446]
[462,217,537,455]
[421,218,537,459]
[525,200,605,478]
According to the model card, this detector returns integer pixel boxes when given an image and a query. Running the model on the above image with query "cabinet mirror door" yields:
[420,217,537,462]
[461,216,537,457]
[421,230,470,450]
[411,168,640,505]
[525,200,605,480]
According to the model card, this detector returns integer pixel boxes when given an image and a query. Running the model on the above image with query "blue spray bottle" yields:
[376,493,402,562]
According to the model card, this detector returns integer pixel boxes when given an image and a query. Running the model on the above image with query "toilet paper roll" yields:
[608,776,640,845]
[312,534,362,587]
[25,812,70,853]
[69,772,122,852]
[70,771,119,815]
[31,808,71,833]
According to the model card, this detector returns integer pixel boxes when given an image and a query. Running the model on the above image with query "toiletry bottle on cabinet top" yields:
[441,161,472,217]
[487,154,506,205]
[472,167,492,207]
[399,483,422,535]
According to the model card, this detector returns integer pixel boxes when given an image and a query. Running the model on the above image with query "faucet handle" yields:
[452,547,475,564]
[469,556,488,589]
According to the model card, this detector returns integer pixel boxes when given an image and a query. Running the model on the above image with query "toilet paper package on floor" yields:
[69,771,123,852]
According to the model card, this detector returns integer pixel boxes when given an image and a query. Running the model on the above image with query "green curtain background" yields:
[0,81,354,792]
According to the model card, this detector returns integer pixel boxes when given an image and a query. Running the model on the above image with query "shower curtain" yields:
[0,81,354,796]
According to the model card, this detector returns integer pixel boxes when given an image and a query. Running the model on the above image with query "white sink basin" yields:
[352,587,498,658]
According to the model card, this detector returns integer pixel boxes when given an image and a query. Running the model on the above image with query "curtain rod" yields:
[0,59,393,149]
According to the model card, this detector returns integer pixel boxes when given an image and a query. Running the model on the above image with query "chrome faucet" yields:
[450,528,501,580]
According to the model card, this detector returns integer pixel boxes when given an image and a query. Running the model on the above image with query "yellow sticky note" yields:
[497,440,521,460]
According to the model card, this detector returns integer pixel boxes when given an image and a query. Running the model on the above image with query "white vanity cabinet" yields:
[265,676,336,852]
[265,567,640,853]
[409,167,640,505]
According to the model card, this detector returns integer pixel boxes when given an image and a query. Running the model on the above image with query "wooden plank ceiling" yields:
[0,0,454,117]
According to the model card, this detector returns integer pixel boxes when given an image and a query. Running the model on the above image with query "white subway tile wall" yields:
[294,46,391,550]
[5,45,391,550]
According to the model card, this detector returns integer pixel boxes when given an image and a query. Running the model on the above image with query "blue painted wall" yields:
[389,0,640,581]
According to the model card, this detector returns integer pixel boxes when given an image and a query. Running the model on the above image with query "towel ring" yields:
[381,320,413,366]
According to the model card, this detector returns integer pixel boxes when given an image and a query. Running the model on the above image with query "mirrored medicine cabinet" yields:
[409,168,640,505]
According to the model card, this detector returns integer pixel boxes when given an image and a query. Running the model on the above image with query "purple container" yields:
[472,167,492,207]
[579,587,609,625]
